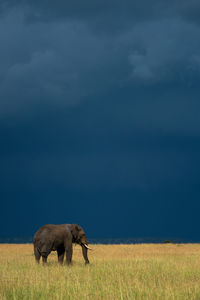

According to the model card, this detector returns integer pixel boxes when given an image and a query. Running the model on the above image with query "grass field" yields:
[0,243,200,299]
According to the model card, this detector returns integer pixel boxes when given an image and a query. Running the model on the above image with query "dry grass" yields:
[1,243,200,299]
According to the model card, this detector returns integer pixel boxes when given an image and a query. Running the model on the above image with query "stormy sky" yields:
[1,1,200,241]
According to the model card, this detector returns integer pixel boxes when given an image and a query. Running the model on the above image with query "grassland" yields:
[0,243,200,299]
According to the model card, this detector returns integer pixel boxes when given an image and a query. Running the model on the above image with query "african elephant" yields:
[33,224,91,265]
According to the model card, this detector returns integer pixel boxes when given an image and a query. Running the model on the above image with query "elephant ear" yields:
[71,224,80,240]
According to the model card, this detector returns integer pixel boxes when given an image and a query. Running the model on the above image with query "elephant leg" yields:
[34,246,41,264]
[57,248,65,265]
[82,246,89,264]
[40,244,50,265]
[65,244,73,265]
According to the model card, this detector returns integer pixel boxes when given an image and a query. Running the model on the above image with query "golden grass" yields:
[1,243,200,299]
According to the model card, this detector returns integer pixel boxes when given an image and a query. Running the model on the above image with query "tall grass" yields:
[0,244,200,299]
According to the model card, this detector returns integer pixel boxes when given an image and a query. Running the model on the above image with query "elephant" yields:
[33,224,91,265]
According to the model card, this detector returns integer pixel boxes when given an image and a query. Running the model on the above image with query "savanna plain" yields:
[0,244,200,300]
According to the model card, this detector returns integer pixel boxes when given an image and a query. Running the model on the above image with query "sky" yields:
[0,1,200,241]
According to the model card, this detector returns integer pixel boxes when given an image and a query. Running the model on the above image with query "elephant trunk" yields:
[81,244,90,264]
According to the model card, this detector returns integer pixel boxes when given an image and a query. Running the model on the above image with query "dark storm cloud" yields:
[1,1,200,240]
[1,97,200,239]
[0,7,131,115]
[0,88,200,191]
[181,1,200,25]
[1,0,200,28]
[0,0,175,23]
[1,1,200,120]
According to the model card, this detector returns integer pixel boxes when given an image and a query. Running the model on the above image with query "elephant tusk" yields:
[84,244,92,250]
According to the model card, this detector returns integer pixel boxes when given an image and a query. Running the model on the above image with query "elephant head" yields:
[70,224,92,250]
